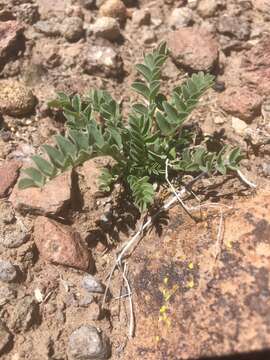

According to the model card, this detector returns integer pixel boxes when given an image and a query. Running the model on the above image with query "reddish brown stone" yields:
[34,216,91,271]
[0,160,21,198]
[9,171,72,215]
[124,191,270,359]
[168,27,219,71]
[0,21,24,70]
[240,38,270,96]
[252,0,270,15]
[218,86,262,122]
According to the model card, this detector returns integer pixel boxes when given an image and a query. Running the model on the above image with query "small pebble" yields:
[82,274,105,294]
[0,260,17,283]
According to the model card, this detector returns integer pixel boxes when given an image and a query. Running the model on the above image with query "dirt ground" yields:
[0,0,270,359]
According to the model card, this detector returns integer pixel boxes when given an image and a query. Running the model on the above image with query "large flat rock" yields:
[126,191,270,359]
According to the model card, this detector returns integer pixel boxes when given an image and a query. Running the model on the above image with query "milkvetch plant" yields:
[18,43,243,212]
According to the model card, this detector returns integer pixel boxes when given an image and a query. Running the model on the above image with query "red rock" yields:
[167,27,219,71]
[218,86,262,122]
[240,38,270,96]
[0,21,24,70]
[9,171,72,215]
[0,160,21,198]
[34,216,91,271]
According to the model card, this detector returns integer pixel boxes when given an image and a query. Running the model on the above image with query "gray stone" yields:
[82,274,105,294]
[34,19,61,36]
[0,200,16,225]
[0,285,16,306]
[0,224,29,249]
[11,296,38,333]
[0,321,12,355]
[14,3,40,25]
[90,17,121,41]
[61,16,84,42]
[68,325,110,360]
[168,7,193,29]
[0,260,17,283]
[81,45,123,77]
[218,15,251,41]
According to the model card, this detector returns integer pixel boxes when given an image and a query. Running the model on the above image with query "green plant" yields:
[18,43,243,212]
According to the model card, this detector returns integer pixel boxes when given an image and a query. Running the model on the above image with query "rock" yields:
[0,160,21,198]
[197,0,218,18]
[0,20,24,71]
[11,296,38,333]
[142,29,156,45]
[36,0,72,18]
[261,99,270,122]
[90,17,121,41]
[188,0,199,9]
[168,7,193,29]
[0,260,17,283]
[253,0,270,17]
[218,86,262,122]
[262,162,270,177]
[79,293,94,307]
[68,325,110,360]
[132,8,151,26]
[240,38,270,96]
[99,0,127,23]
[14,3,40,25]
[0,321,12,355]
[0,200,15,226]
[79,0,95,9]
[10,171,72,216]
[0,220,30,249]
[34,19,61,36]
[81,45,123,78]
[87,302,101,320]
[34,216,92,271]
[82,274,105,293]
[219,35,243,54]
[65,5,84,19]
[81,159,103,192]
[231,117,248,136]
[0,285,16,306]
[168,27,219,71]
[0,80,36,117]
[60,16,84,42]
[218,15,251,40]
[125,191,270,359]
[31,39,61,70]
[96,0,107,7]
[0,138,9,159]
